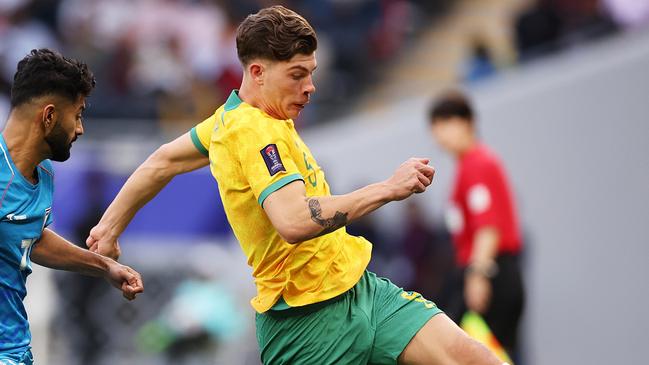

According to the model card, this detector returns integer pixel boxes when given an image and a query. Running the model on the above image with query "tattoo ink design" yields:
[307,198,348,235]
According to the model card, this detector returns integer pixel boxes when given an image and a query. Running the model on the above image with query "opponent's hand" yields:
[104,261,144,301]
[86,224,121,260]
[385,158,435,201]
[464,272,492,314]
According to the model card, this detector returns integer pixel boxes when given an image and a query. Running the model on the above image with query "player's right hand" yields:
[104,261,144,301]
[385,158,435,201]
[86,224,122,260]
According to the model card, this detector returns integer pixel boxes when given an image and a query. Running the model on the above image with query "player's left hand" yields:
[104,261,144,301]
[464,272,491,314]
[86,224,121,260]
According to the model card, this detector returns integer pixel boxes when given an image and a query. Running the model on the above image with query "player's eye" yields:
[291,73,305,80]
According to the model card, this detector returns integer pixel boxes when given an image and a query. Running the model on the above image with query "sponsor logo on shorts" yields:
[401,291,436,309]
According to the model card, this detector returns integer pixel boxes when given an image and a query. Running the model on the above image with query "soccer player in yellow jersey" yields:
[87,6,505,365]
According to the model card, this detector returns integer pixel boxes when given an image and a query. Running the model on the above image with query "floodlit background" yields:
[2,0,649,364]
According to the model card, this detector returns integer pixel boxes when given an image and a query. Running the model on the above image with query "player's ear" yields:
[41,104,56,132]
[249,62,265,86]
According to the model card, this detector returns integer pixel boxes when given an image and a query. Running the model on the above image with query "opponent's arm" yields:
[32,229,144,300]
[87,132,208,259]
[263,158,435,244]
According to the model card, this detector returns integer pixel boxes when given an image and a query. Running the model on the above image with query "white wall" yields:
[301,29,649,365]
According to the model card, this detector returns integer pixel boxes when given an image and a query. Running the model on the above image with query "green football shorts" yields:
[255,270,443,365]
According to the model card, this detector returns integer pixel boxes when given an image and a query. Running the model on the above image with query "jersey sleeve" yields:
[189,114,217,156]
[463,160,506,230]
[232,124,303,207]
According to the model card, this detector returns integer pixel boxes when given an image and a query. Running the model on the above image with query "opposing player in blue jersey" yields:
[0,49,144,365]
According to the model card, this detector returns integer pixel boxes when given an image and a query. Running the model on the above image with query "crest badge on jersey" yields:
[261,144,285,176]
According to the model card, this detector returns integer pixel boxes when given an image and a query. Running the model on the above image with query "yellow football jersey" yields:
[191,90,372,313]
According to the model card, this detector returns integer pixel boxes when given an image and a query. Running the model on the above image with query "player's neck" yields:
[2,116,46,183]
[237,84,255,107]
[238,82,284,120]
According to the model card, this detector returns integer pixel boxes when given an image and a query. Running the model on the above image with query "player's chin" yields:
[288,104,306,118]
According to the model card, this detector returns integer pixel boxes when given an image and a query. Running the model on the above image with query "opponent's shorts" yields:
[0,348,33,365]
[256,270,442,365]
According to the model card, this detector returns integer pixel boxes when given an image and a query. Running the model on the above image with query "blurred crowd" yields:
[461,0,649,82]
[515,0,648,58]
[1,0,648,133]
[0,0,449,133]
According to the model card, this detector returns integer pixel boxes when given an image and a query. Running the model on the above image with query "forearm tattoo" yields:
[307,198,348,235]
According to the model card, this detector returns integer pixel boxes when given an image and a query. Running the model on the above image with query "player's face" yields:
[261,53,316,120]
[430,117,471,156]
[45,96,85,162]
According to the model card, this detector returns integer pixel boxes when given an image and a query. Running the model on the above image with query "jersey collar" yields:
[225,90,243,111]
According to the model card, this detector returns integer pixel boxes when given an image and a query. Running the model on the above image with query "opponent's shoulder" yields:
[0,145,26,190]
[0,146,12,183]
[38,159,54,175]
[37,160,55,189]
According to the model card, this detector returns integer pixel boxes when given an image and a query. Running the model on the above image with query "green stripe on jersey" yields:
[190,127,209,156]
[258,174,304,206]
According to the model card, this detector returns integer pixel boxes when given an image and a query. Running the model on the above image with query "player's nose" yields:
[76,120,84,136]
[304,75,315,95]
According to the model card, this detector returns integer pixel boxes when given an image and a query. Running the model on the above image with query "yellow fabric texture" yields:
[191,91,372,313]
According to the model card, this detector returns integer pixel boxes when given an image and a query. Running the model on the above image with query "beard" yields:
[44,122,72,162]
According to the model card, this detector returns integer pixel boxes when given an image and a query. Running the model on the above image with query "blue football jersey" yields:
[0,135,54,353]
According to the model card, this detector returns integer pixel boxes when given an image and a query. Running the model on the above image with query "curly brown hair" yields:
[236,5,317,65]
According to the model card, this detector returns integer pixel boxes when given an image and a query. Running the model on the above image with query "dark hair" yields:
[429,90,474,124]
[236,5,317,65]
[10,48,96,108]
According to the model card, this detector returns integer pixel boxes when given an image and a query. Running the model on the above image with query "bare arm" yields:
[87,132,209,259]
[32,229,143,300]
[464,227,500,313]
[263,158,435,244]
[469,227,500,271]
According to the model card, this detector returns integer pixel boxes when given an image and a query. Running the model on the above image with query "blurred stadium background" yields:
[2,0,649,364]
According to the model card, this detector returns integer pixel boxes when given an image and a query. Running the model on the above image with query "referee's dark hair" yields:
[10,48,95,108]
[428,90,475,124]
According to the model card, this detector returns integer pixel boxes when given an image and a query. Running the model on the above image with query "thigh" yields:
[256,295,373,365]
[398,314,503,365]
[369,274,442,365]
